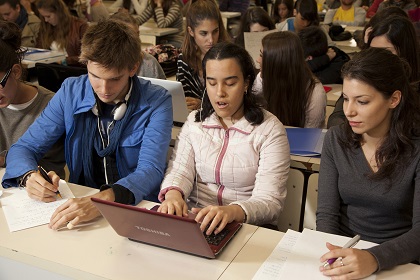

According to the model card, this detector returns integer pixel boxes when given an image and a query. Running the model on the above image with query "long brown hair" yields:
[340,48,420,182]
[36,0,71,50]
[262,31,316,127]
[182,0,229,73]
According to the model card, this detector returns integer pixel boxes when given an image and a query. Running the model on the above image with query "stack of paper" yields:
[253,229,377,280]
[0,180,74,232]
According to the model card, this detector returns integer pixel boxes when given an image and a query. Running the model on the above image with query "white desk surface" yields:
[221,227,420,280]
[325,83,343,106]
[139,25,179,37]
[335,38,360,54]
[22,48,66,69]
[344,25,364,33]
[0,180,258,280]
[220,11,241,18]
[139,20,179,37]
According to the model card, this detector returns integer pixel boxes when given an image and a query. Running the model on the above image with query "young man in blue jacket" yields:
[2,19,173,230]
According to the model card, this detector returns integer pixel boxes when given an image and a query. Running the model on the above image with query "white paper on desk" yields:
[252,229,301,280]
[244,30,277,70]
[0,180,74,232]
[281,229,377,280]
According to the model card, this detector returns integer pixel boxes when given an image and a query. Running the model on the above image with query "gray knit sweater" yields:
[0,83,65,177]
[316,125,420,271]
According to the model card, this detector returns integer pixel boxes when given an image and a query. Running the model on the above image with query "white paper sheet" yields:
[254,229,378,280]
[281,229,377,280]
[1,180,74,232]
[252,229,301,279]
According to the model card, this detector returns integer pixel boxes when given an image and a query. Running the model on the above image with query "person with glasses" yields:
[0,20,65,175]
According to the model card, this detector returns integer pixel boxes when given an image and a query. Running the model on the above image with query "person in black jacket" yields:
[299,26,350,85]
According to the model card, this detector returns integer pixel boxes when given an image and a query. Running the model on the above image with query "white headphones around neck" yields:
[91,87,132,121]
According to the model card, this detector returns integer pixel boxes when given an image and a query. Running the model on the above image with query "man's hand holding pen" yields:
[24,168,61,202]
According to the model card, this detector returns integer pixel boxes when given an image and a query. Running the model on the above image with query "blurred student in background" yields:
[108,0,147,18]
[110,11,166,79]
[134,0,184,48]
[271,0,294,24]
[377,0,417,14]
[235,6,275,48]
[255,31,326,128]
[0,20,64,175]
[276,0,319,33]
[177,0,229,110]
[36,0,88,66]
[299,26,349,84]
[0,0,40,46]
[324,0,366,26]
[276,0,335,45]
[328,13,420,127]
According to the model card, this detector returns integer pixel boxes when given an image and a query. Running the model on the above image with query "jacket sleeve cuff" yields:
[100,184,135,205]
[158,186,184,202]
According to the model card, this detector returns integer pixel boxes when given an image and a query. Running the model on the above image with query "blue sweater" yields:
[2,75,173,204]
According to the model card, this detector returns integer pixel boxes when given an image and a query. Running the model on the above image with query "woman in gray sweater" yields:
[317,48,420,279]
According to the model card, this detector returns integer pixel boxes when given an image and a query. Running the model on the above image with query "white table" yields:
[325,83,343,106]
[220,11,241,30]
[0,178,258,280]
[139,21,179,45]
[222,227,420,279]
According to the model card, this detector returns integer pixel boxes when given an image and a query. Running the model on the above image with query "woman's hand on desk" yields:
[319,242,378,279]
[158,189,188,217]
[192,205,244,235]
[25,171,60,202]
[48,189,115,230]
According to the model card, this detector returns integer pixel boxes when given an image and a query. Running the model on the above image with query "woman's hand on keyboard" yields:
[192,205,245,235]
[158,189,188,217]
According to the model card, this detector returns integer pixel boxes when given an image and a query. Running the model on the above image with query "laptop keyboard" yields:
[204,227,230,246]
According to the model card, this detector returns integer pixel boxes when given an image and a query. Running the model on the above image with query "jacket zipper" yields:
[215,130,229,206]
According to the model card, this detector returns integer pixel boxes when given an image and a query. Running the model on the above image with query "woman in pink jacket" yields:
[158,42,290,235]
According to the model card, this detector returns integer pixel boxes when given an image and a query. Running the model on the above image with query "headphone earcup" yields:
[112,102,127,121]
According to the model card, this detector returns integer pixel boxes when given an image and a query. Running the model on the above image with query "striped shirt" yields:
[176,53,204,99]
[134,1,184,46]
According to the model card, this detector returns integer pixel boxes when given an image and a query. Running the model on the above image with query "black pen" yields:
[38,165,62,198]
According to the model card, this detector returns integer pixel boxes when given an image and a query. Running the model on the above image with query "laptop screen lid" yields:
[91,198,241,259]
[140,77,189,126]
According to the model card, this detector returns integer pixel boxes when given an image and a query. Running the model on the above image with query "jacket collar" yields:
[74,76,141,115]
[202,112,255,135]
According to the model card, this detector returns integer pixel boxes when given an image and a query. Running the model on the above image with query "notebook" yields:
[23,47,66,61]
[140,77,189,127]
[91,198,242,259]
[285,128,327,157]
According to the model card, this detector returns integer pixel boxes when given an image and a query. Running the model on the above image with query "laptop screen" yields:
[140,77,189,126]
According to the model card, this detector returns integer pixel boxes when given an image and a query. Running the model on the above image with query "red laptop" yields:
[91,198,242,259]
